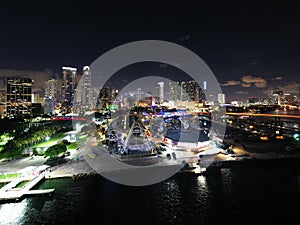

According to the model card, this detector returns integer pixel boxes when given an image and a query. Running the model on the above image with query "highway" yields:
[227,112,300,119]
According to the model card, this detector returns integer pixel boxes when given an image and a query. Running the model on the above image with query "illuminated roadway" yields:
[226,112,300,119]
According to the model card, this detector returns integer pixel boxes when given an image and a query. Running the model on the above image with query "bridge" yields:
[226,112,300,119]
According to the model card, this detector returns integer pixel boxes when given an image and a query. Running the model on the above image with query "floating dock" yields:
[0,173,55,202]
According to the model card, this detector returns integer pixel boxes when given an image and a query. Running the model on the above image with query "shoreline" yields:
[44,154,300,179]
[1,145,300,184]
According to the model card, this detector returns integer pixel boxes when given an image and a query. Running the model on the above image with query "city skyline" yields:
[1,2,300,224]
[0,1,300,101]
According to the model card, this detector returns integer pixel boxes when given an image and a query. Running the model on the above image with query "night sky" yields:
[0,0,300,101]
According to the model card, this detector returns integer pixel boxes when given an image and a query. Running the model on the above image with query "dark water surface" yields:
[1,158,300,225]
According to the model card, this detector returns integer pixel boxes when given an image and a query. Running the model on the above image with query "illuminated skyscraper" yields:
[217,93,226,104]
[180,80,201,101]
[156,82,164,102]
[168,81,181,102]
[136,88,142,104]
[44,79,58,114]
[81,66,91,109]
[62,66,77,105]
[6,77,33,116]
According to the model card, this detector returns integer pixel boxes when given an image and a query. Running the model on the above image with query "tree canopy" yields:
[44,143,67,158]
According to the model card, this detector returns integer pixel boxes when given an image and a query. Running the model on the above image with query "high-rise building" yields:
[136,88,142,104]
[156,82,164,103]
[45,79,58,100]
[62,66,77,105]
[44,79,58,114]
[81,66,91,109]
[32,93,42,103]
[180,80,201,101]
[6,77,33,117]
[168,81,181,102]
[272,90,283,105]
[217,93,226,104]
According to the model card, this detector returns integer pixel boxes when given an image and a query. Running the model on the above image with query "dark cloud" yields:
[272,76,283,81]
[221,80,241,86]
[241,83,252,87]
[241,75,267,88]
[278,82,300,94]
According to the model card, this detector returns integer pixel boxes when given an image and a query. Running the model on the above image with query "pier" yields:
[0,172,55,202]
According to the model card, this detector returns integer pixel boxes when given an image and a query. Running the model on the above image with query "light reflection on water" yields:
[0,200,28,225]
[1,159,300,225]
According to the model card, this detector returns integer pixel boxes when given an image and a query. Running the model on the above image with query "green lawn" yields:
[15,180,29,188]
[67,142,79,150]
[33,133,66,148]
[79,134,88,141]
[0,173,21,180]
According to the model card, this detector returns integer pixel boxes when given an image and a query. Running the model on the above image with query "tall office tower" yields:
[217,93,226,104]
[44,79,58,114]
[45,79,58,101]
[272,90,283,105]
[181,80,201,101]
[156,82,164,102]
[168,81,181,102]
[62,66,77,105]
[81,66,91,109]
[6,77,33,117]
[32,93,42,103]
[180,81,189,101]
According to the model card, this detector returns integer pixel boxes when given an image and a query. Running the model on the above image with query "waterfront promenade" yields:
[1,136,300,184]
[45,137,300,179]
